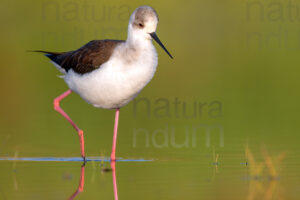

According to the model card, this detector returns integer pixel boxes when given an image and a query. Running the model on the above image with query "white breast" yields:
[64,42,158,109]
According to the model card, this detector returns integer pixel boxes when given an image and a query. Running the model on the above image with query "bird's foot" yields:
[110,154,116,162]
[82,156,86,165]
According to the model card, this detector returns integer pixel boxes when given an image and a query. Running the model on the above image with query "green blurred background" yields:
[0,0,300,199]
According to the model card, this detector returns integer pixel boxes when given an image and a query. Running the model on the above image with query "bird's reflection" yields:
[68,161,118,200]
[68,163,85,200]
[111,161,119,200]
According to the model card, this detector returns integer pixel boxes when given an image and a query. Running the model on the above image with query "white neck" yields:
[126,25,152,50]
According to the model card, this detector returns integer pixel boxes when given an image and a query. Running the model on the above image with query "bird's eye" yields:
[139,23,144,28]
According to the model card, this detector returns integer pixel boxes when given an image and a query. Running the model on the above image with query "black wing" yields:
[35,40,124,74]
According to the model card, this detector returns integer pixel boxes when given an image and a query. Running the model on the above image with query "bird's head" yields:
[128,6,173,59]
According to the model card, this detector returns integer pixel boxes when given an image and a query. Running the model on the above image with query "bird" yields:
[34,5,173,162]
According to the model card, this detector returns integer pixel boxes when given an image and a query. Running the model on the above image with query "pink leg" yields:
[111,161,118,200]
[110,108,120,161]
[54,89,85,160]
[68,164,85,200]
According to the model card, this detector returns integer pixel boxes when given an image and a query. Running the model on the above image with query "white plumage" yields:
[64,41,158,109]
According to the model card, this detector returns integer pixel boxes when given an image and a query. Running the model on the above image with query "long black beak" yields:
[150,32,173,59]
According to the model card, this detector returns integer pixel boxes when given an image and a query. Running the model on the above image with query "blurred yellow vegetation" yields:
[245,145,286,200]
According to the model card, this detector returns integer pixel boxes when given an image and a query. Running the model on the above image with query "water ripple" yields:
[0,157,152,162]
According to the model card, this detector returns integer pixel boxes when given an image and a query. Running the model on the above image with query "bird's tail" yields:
[29,50,67,75]
[28,50,62,59]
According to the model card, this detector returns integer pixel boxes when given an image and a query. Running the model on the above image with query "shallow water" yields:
[1,147,299,200]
